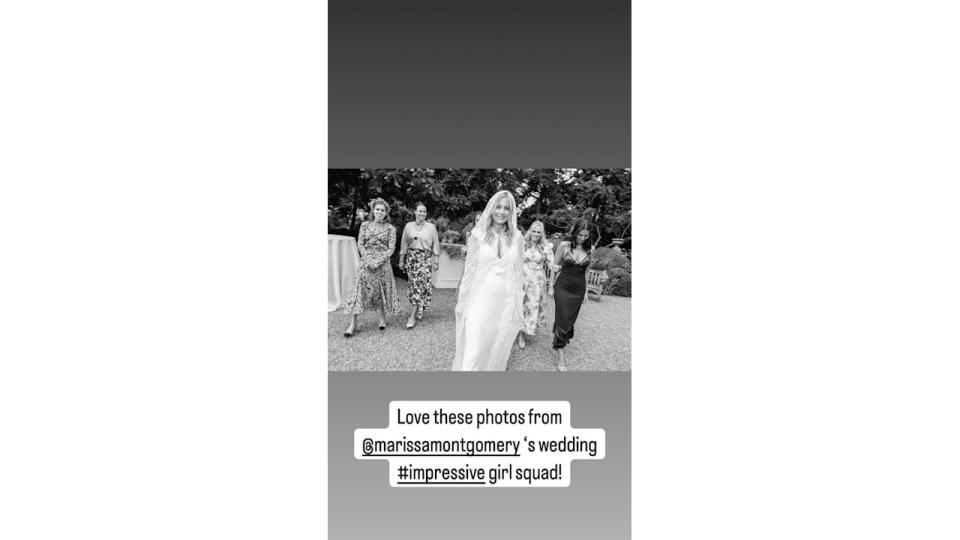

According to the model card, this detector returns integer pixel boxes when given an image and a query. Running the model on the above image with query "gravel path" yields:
[328,280,630,371]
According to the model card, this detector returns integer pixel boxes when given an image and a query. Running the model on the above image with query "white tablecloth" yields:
[432,244,466,289]
[329,235,360,311]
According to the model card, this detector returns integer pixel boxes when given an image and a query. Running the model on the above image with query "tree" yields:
[570,168,632,246]
[327,169,631,246]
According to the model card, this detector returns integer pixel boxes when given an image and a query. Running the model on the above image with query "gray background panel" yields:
[329,0,630,167]
[329,373,630,539]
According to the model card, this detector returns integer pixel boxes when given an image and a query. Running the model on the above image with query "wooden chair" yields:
[584,269,608,303]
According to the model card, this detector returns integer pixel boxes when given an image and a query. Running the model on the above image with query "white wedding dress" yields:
[459,238,510,370]
[453,227,524,371]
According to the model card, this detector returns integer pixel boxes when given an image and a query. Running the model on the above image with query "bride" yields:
[452,191,524,371]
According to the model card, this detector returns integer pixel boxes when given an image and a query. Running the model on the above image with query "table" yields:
[432,243,466,289]
[328,234,360,311]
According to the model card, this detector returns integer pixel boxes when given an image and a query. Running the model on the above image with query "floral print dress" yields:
[404,248,434,317]
[400,221,440,319]
[344,221,402,315]
[520,243,554,335]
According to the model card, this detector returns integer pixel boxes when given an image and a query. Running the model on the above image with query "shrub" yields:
[591,247,631,272]
[434,216,451,233]
[604,267,632,297]
[440,229,462,244]
[441,243,467,259]
[459,213,480,240]
[395,208,415,227]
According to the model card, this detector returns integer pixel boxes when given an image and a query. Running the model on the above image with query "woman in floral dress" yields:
[398,202,440,329]
[518,221,555,349]
[343,198,402,336]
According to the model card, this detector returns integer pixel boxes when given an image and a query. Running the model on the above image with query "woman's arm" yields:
[431,223,440,270]
[431,224,441,255]
[398,223,409,254]
[545,243,556,279]
[356,222,368,259]
[378,224,397,267]
[550,242,567,288]
[553,241,567,267]
[398,223,409,270]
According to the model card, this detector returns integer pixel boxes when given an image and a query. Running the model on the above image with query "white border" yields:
[634,1,960,538]
[4,1,960,538]
[1,1,328,538]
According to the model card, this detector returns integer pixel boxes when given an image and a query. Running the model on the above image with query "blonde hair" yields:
[524,220,547,251]
[481,192,518,246]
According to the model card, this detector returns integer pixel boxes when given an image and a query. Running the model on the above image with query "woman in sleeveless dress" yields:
[551,220,593,371]
[452,191,524,371]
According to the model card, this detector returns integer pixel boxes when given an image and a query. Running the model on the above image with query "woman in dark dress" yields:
[550,220,593,371]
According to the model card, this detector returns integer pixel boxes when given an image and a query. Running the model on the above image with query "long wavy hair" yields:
[524,220,548,252]
[474,191,518,246]
[568,220,593,251]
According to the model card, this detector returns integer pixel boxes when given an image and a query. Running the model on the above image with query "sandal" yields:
[555,349,567,371]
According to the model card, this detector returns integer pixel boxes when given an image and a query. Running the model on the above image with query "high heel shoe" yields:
[344,327,357,337]
[378,321,387,330]
[406,319,416,330]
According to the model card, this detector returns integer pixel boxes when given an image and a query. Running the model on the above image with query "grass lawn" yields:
[328,279,631,371]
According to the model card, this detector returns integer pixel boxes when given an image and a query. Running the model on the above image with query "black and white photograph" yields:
[327,168,632,371]
[6,0,960,539]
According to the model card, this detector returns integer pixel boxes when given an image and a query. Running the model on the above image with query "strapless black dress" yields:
[552,253,588,349]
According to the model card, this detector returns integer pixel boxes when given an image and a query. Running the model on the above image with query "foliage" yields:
[440,243,467,259]
[590,247,631,297]
[440,230,462,244]
[590,246,632,272]
[604,267,632,297]
[328,169,631,249]
[520,168,632,249]
[459,213,480,241]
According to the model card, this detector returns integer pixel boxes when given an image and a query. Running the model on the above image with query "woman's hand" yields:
[432,259,439,271]
[398,258,405,272]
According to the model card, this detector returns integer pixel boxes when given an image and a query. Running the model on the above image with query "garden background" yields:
[328,168,633,296]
